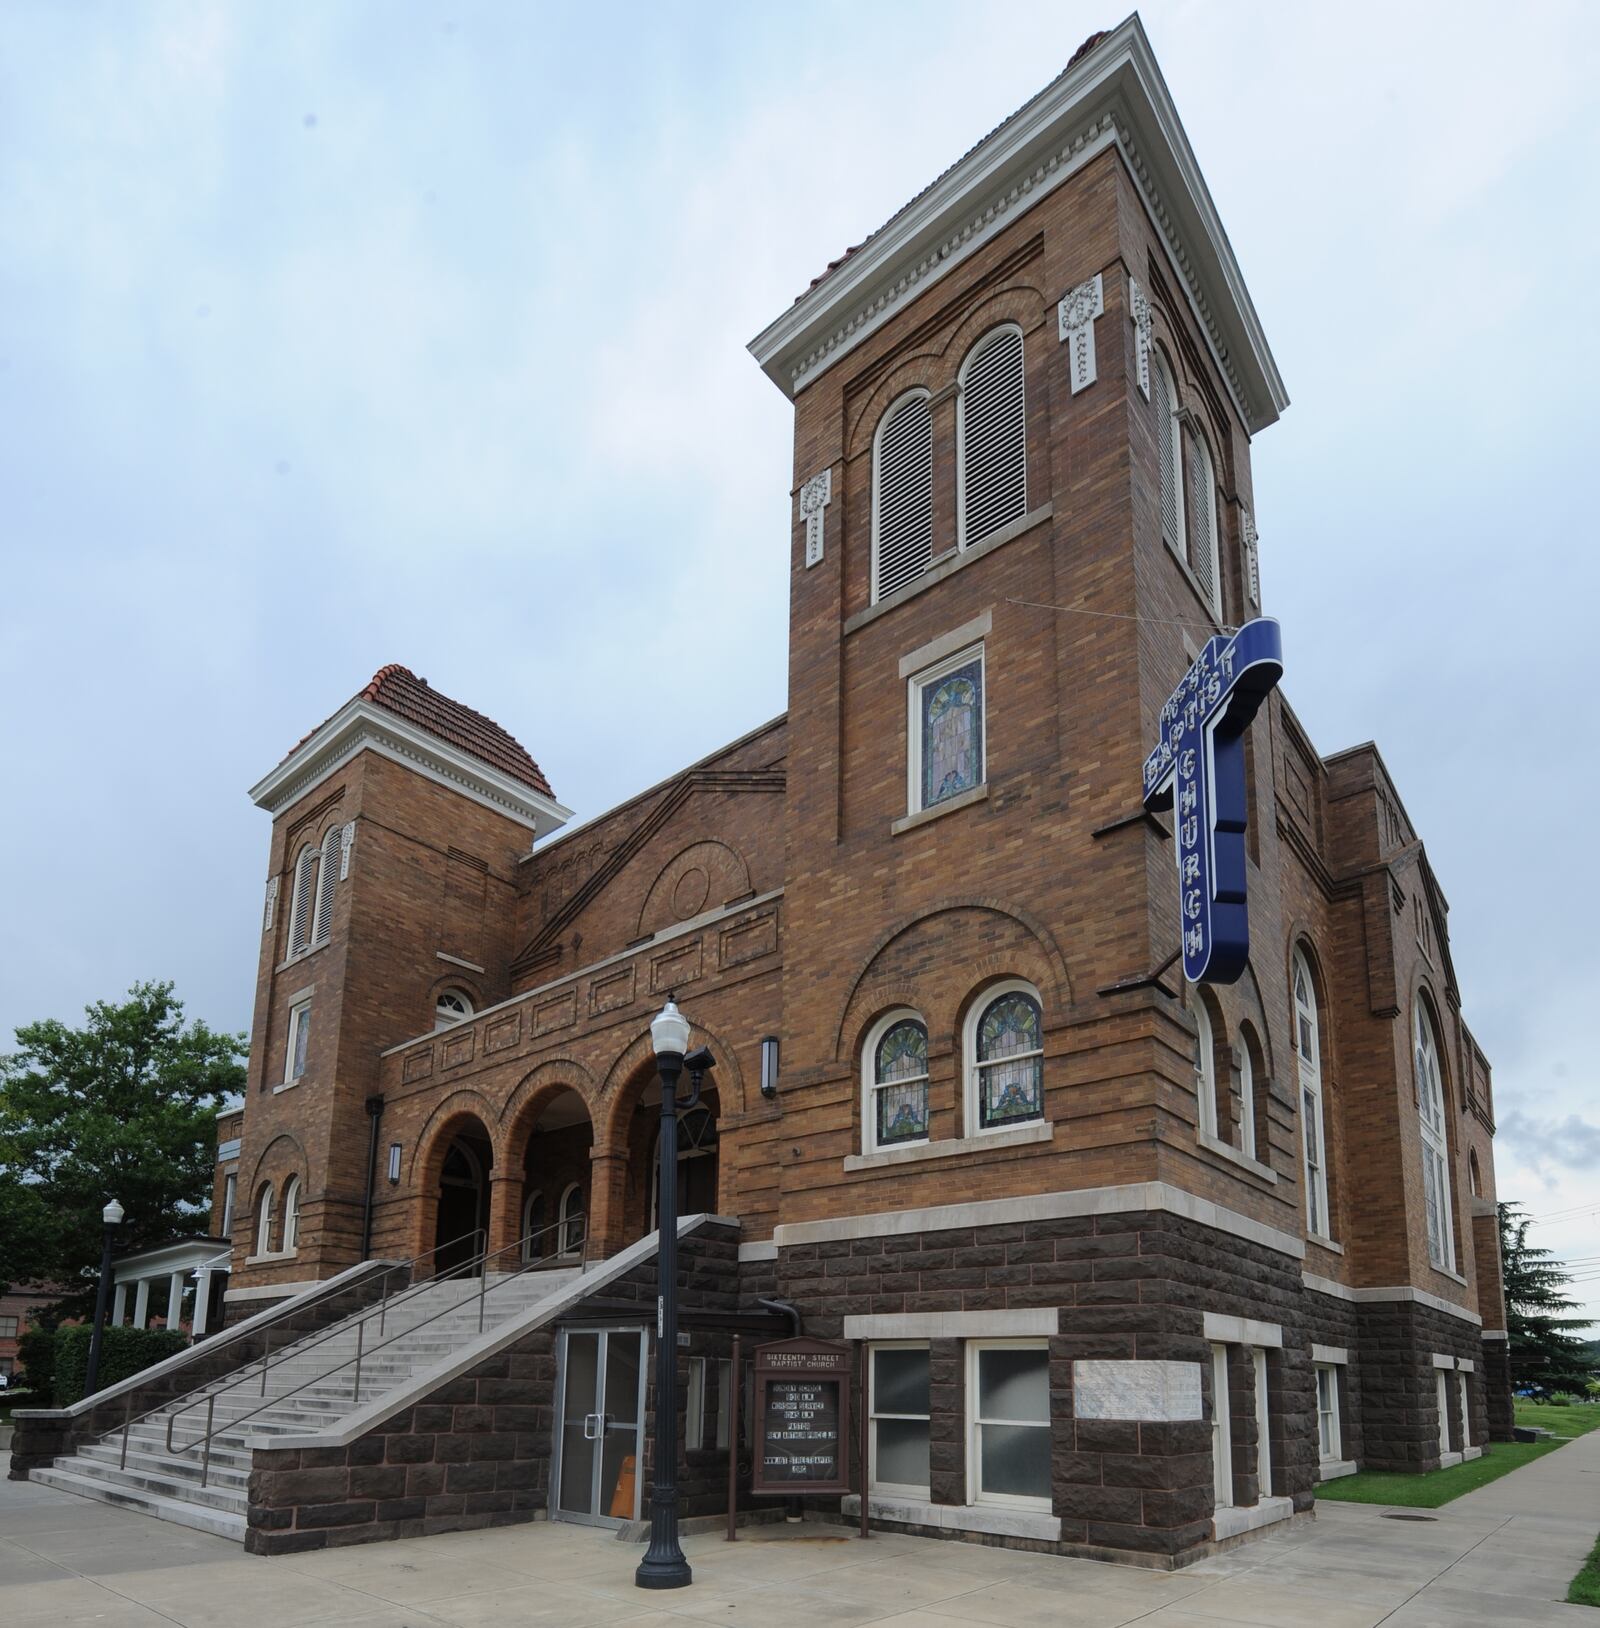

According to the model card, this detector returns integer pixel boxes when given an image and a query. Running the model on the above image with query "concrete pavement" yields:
[2,1432,1596,1626]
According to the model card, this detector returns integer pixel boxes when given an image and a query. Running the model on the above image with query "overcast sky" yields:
[2,1,1596,1319]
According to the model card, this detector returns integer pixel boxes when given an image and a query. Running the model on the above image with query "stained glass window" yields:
[873,1017,929,1147]
[1416,1006,1453,1270]
[918,656,983,810]
[974,990,1043,1131]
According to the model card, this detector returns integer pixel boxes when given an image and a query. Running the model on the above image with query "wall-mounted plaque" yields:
[751,1337,852,1497]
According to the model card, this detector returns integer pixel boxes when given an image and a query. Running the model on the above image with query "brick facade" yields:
[216,22,1508,1565]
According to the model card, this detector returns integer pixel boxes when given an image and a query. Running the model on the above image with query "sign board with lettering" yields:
[1142,617,1283,984]
[751,1337,852,1496]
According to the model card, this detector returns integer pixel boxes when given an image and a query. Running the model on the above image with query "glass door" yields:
[554,1328,646,1527]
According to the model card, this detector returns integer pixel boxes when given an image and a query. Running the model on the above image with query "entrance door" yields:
[554,1328,646,1526]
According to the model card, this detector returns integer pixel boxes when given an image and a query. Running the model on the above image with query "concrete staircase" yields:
[31,1264,583,1539]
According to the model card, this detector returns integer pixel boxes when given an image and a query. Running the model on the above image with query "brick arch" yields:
[844,357,946,464]
[844,984,936,1079]
[1145,297,1233,489]
[830,897,1073,1063]
[1284,928,1337,1079]
[598,1015,747,1150]
[244,1129,309,1197]
[1231,961,1277,1083]
[636,839,751,940]
[426,970,487,1023]
[406,1092,500,1188]
[500,1058,600,1170]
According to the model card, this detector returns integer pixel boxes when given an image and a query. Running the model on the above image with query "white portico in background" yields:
[108,1236,232,1340]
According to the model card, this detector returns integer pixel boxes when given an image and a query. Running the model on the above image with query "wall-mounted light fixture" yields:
[760,1035,780,1100]
[387,1142,402,1185]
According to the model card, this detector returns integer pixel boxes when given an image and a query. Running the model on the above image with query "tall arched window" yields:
[864,1011,930,1153]
[957,325,1026,549]
[1468,1148,1483,1199]
[1151,346,1185,560]
[872,390,934,602]
[254,1183,276,1257]
[287,844,318,957]
[967,982,1044,1135]
[1193,999,1219,1140]
[1416,1002,1455,1271]
[1294,951,1330,1237]
[281,1177,301,1253]
[1237,1024,1260,1163]
[558,1183,584,1257]
[1185,424,1222,617]
[310,826,341,945]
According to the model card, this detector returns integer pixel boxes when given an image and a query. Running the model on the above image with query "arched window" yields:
[872,390,934,602]
[864,1011,930,1153]
[1193,998,1219,1140]
[1294,951,1330,1238]
[1185,424,1222,617]
[967,982,1044,1135]
[435,988,474,1030]
[1237,1023,1261,1163]
[1416,1002,1455,1271]
[281,1177,301,1253]
[1151,346,1185,561]
[310,826,341,945]
[1468,1148,1482,1199]
[287,844,318,957]
[957,325,1026,549]
[254,1183,276,1257]
[558,1183,584,1258]
[521,1190,545,1262]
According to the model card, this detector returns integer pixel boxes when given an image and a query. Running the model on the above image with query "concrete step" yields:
[53,1455,248,1513]
[77,1442,250,1489]
[30,1465,246,1541]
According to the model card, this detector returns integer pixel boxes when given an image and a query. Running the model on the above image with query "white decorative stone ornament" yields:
[339,821,356,880]
[263,877,278,933]
[1057,273,1105,394]
[1128,277,1152,400]
[1073,1359,1203,1421]
[1241,506,1261,607]
[798,468,832,569]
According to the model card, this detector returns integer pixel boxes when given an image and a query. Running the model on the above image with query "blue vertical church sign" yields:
[1142,618,1283,985]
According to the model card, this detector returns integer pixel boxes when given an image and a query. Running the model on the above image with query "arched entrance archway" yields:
[625,1074,721,1241]
[515,1087,595,1263]
[433,1117,493,1274]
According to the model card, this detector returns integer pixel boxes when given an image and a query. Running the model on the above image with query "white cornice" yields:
[248,699,573,839]
[748,15,1287,435]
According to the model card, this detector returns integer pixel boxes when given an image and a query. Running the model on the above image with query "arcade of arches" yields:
[415,1070,721,1273]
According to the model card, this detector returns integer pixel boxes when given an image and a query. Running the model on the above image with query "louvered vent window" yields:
[287,845,318,957]
[872,391,934,602]
[1186,426,1220,616]
[958,326,1026,548]
[311,825,341,945]
[1152,350,1183,555]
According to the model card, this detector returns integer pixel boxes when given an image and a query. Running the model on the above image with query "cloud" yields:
[1499,1112,1600,1175]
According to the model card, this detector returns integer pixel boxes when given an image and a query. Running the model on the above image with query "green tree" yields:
[0,982,246,1308]
[1500,1201,1596,1398]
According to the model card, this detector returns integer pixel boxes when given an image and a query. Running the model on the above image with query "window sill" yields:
[846,1119,1053,1172]
[1462,1445,1483,1462]
[842,1492,1061,1543]
[1317,1458,1358,1482]
[1429,1262,1467,1287]
[1306,1232,1344,1256]
[891,783,988,836]
[242,1250,298,1266]
[272,1080,303,1095]
[844,503,1054,635]
[1212,1495,1294,1541]
[1196,1130,1277,1184]
[274,943,329,976]
[1439,1450,1463,1469]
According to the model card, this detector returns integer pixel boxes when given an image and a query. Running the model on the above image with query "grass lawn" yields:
[1315,1401,1600,1509]
[1571,1531,1600,1608]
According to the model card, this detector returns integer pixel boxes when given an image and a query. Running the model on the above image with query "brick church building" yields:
[212,18,1507,1563]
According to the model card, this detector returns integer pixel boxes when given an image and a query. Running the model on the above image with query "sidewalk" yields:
[1,1434,1596,1627]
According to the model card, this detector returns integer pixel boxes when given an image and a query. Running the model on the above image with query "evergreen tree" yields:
[1500,1201,1596,1397]
[0,982,246,1308]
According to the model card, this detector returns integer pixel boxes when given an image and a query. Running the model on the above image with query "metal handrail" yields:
[108,1225,486,1475]
[161,1215,589,1486]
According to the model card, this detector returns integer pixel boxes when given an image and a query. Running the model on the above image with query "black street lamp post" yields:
[635,999,714,1591]
[84,1198,124,1400]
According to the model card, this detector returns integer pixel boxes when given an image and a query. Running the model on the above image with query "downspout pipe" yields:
[361,1094,384,1260]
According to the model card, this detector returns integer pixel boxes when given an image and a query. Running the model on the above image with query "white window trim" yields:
[435,988,475,1031]
[279,998,312,1091]
[220,1171,237,1237]
[955,323,1027,552]
[521,1189,546,1261]
[286,844,317,959]
[1252,1346,1271,1496]
[1211,1342,1233,1509]
[1315,1363,1342,1465]
[309,825,341,947]
[907,642,986,818]
[1189,425,1223,618]
[253,1184,275,1260]
[1294,952,1330,1240]
[686,1356,707,1452]
[1154,345,1186,557]
[1238,1033,1258,1162]
[558,1182,584,1258]
[963,979,1045,1139]
[863,1009,930,1156]
[871,387,936,605]
[1194,1000,1218,1141]
[868,1340,932,1498]
[965,1339,1052,1513]
[1416,1005,1456,1273]
[280,1177,301,1255]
